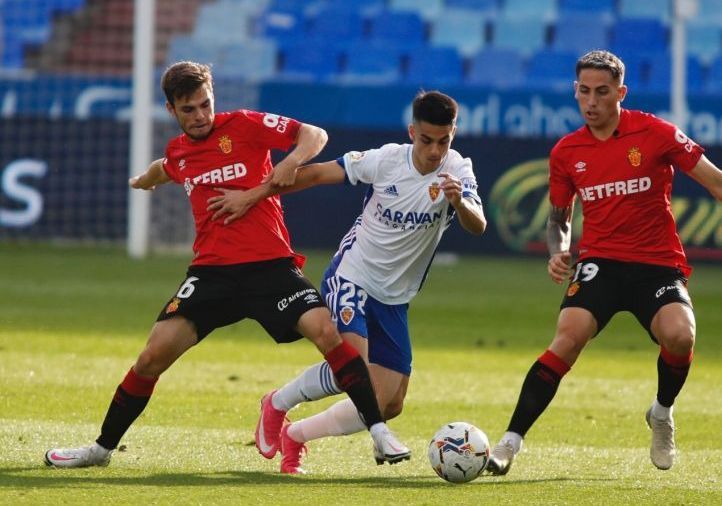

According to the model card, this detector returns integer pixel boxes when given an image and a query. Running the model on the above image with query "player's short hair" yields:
[576,50,625,84]
[161,61,213,106]
[412,90,458,126]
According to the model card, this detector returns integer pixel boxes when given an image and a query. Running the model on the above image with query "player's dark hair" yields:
[576,50,625,83]
[161,61,213,106]
[412,90,458,126]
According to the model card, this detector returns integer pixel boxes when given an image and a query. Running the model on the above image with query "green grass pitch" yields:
[1,244,720,505]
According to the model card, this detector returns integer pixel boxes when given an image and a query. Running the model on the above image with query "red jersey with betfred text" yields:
[549,109,704,276]
[162,109,302,266]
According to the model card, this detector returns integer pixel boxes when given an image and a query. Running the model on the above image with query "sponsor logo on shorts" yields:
[655,284,688,300]
[566,282,580,297]
[304,293,319,304]
[339,306,355,325]
[166,297,181,313]
[277,288,318,311]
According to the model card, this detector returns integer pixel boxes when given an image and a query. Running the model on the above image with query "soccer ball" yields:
[428,421,490,483]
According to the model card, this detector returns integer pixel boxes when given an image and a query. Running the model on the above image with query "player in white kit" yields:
[207,91,487,473]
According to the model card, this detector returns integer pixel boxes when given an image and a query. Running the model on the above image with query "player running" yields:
[44,61,408,469]
[208,91,486,473]
[485,50,722,475]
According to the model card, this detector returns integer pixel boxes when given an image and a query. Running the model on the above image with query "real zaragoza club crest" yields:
[428,182,441,201]
[627,146,642,167]
[219,135,233,154]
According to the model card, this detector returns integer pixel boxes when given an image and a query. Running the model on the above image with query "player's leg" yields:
[281,299,412,472]
[280,364,409,473]
[486,307,596,475]
[255,270,369,459]
[46,265,232,468]
[45,317,198,468]
[640,273,695,470]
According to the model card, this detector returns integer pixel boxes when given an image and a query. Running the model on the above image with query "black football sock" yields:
[325,340,383,428]
[507,349,570,437]
[656,347,693,408]
[96,367,158,450]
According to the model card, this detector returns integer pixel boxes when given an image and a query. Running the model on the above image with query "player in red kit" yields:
[486,50,722,475]
[44,61,409,469]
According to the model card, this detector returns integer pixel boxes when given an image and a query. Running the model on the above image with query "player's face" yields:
[167,83,215,140]
[574,68,627,137]
[409,120,455,174]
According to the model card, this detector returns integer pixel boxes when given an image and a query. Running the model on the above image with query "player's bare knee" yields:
[658,324,695,354]
[383,399,404,420]
[309,318,341,351]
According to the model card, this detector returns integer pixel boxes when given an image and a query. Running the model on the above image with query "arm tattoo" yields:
[546,204,572,255]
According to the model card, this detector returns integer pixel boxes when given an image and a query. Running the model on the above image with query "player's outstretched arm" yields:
[546,204,573,284]
[129,158,171,191]
[207,161,346,225]
[267,123,328,187]
[688,155,722,201]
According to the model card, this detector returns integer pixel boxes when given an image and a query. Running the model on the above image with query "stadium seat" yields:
[193,1,254,45]
[2,0,54,67]
[558,0,614,16]
[466,48,525,89]
[685,19,722,64]
[340,43,402,84]
[525,49,578,92]
[695,0,722,25]
[166,35,221,66]
[611,19,668,56]
[403,47,464,87]
[705,54,722,93]
[552,15,609,56]
[618,0,671,23]
[445,0,499,18]
[492,15,548,56]
[258,10,308,45]
[368,11,426,50]
[305,6,366,43]
[278,41,342,81]
[500,0,557,22]
[388,0,444,21]
[645,54,705,94]
[213,39,278,81]
[430,8,487,56]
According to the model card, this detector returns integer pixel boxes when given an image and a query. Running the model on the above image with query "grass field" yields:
[1,243,721,505]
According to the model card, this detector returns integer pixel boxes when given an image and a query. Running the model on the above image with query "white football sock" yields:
[500,431,524,454]
[288,399,366,443]
[272,361,342,412]
[651,399,672,420]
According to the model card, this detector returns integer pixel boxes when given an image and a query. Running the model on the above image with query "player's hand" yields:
[548,251,572,284]
[438,172,462,206]
[129,175,155,191]
[207,188,256,225]
[266,164,297,187]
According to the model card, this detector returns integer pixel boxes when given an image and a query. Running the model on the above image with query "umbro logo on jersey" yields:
[575,161,586,172]
[383,185,399,197]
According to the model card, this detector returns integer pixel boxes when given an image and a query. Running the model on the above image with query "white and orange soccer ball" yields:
[428,422,490,483]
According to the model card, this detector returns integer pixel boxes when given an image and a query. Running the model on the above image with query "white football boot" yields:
[371,424,411,465]
[646,407,676,470]
[486,439,519,475]
[45,443,112,468]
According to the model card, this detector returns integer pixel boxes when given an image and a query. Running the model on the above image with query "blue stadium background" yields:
[1,0,722,259]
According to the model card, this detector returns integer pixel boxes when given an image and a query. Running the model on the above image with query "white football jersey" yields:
[331,143,481,304]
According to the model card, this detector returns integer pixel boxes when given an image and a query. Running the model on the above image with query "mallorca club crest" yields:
[627,146,642,167]
[218,135,233,154]
[339,306,355,325]
[566,282,580,297]
[428,182,441,202]
[166,297,181,314]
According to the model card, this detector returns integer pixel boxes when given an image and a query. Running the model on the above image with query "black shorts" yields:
[157,258,326,343]
[560,257,692,342]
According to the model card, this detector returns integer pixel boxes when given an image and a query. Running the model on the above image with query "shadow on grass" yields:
[0,467,594,489]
